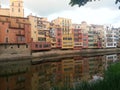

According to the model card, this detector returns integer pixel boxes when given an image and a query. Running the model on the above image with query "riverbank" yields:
[68,62,120,90]
[0,48,120,62]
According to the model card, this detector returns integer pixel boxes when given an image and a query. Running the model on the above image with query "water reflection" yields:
[0,54,119,90]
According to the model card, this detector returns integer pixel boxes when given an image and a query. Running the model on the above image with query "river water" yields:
[0,54,120,90]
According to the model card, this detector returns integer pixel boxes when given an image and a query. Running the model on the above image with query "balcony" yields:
[16,31,25,36]
[31,42,51,51]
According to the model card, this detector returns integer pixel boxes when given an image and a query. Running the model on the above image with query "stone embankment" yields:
[32,48,120,58]
[32,48,120,63]
[0,48,120,62]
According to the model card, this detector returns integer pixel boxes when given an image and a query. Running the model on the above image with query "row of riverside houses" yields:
[0,0,120,56]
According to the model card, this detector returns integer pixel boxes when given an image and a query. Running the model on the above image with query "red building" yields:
[73,29,83,50]
[31,42,51,51]
[0,15,31,55]
[56,26,62,48]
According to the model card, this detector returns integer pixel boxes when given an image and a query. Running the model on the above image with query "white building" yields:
[104,26,118,48]
[105,54,118,70]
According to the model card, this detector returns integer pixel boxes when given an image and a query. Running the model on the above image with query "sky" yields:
[1,0,120,27]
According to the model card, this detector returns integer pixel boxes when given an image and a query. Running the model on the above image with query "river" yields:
[0,53,120,90]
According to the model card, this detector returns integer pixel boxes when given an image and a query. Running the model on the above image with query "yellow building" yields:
[0,0,24,17]
[28,15,51,42]
[28,15,38,42]
[52,17,74,49]
[61,59,74,88]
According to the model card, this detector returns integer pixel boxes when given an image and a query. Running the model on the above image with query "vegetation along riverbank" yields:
[53,62,120,90]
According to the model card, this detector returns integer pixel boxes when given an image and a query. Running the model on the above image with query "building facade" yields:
[28,15,51,51]
[0,15,31,55]
[80,22,89,48]
[0,0,24,17]
[49,23,62,49]
[52,17,74,49]
[104,26,118,48]
[72,24,82,50]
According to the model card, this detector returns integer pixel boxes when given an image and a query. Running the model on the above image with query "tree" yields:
[69,0,120,8]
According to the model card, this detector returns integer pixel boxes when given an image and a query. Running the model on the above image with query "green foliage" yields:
[69,0,89,7]
[75,62,120,90]
[69,0,120,8]
[54,62,120,90]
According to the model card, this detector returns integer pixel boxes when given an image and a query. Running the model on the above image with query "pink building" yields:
[56,27,62,48]
[73,29,82,50]
[82,33,88,48]
[31,42,51,51]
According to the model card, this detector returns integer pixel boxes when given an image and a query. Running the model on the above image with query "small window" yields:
[35,44,38,48]
[18,45,20,48]
[12,8,14,12]
[6,29,9,33]
[5,37,8,43]
[18,3,20,7]
[39,44,42,48]
[18,8,20,12]
[26,45,28,48]
[12,2,14,6]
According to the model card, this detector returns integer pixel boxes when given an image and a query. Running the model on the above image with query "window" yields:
[43,44,50,48]
[26,45,28,48]
[35,44,38,48]
[6,29,9,33]
[12,8,14,12]
[5,37,8,43]
[18,8,20,12]
[39,44,42,48]
[12,2,14,6]
[18,45,20,48]
[18,3,20,7]
[17,36,25,42]
[38,37,46,42]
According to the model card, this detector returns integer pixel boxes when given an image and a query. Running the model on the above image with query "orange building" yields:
[52,17,74,49]
[28,15,51,51]
[0,15,31,55]
[0,60,31,90]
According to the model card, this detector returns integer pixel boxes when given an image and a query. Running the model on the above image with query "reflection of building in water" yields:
[61,58,74,88]
[31,61,63,90]
[74,56,84,82]
[74,56,90,81]
[105,54,118,69]
[117,54,120,61]
[31,62,52,90]
[82,57,90,80]
[85,56,105,79]
[0,60,31,90]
